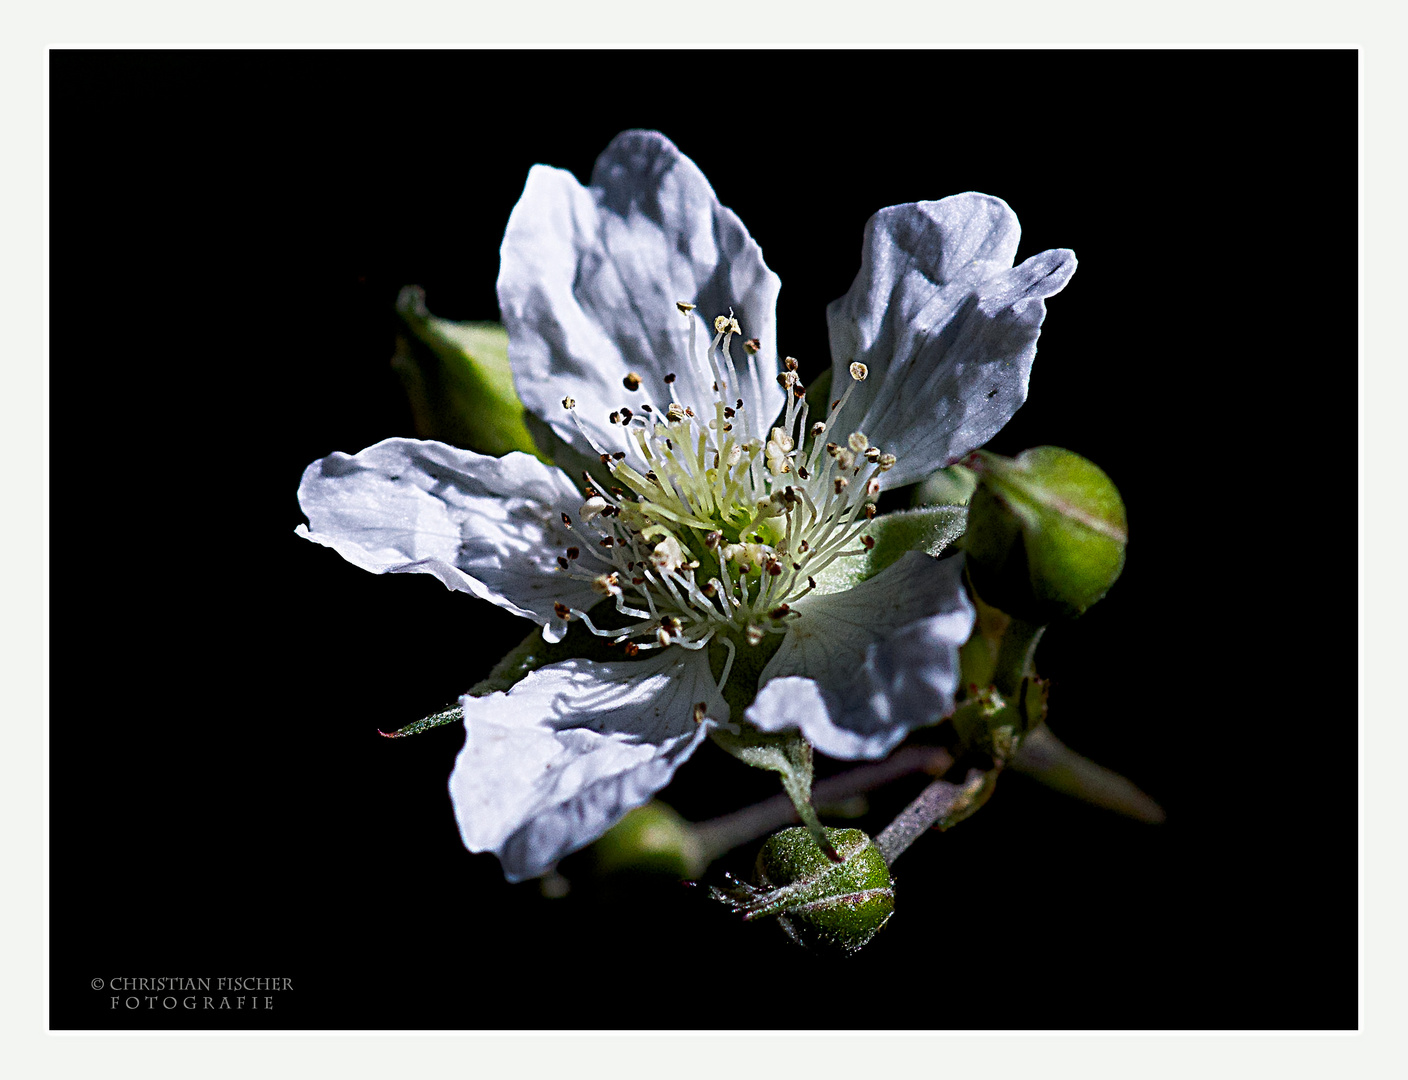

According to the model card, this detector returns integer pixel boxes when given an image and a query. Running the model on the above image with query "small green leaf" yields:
[392,286,545,461]
[810,505,967,595]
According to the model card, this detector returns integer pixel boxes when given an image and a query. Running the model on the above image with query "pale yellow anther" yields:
[652,535,687,571]
[877,452,897,471]
[714,314,732,333]
[579,496,607,521]
[764,427,795,476]
[666,403,687,423]
[848,432,869,453]
[676,300,697,314]
[849,362,869,382]
[562,397,576,410]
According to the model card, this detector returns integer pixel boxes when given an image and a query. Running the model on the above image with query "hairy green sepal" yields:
[810,505,967,595]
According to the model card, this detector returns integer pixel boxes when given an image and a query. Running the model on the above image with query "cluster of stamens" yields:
[550,305,898,698]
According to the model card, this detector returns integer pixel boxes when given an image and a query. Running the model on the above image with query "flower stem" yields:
[692,745,954,864]
[874,767,994,866]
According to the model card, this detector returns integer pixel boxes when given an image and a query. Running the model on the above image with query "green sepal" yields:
[391,286,545,461]
[810,505,967,595]
[957,583,1010,694]
[949,678,1048,767]
[912,463,978,507]
[379,610,636,738]
[926,768,998,831]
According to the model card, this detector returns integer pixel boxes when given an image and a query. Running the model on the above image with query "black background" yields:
[51,49,1356,1030]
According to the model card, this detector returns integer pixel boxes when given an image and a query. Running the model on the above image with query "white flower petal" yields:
[748,551,975,759]
[826,195,1076,488]
[296,438,598,641]
[449,649,727,881]
[498,130,784,461]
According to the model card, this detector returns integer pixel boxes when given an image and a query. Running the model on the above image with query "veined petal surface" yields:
[826,195,1076,487]
[296,438,595,641]
[498,129,784,463]
[449,649,726,881]
[747,551,974,759]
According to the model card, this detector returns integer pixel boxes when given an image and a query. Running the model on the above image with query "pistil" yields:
[549,307,895,695]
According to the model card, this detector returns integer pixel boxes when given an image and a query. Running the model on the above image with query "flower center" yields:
[551,305,897,694]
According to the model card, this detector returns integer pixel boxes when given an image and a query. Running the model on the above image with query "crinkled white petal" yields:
[747,551,975,759]
[826,194,1076,488]
[296,438,597,642]
[497,129,784,462]
[449,649,727,881]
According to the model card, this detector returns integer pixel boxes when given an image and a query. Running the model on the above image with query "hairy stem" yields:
[692,745,954,864]
[874,767,994,866]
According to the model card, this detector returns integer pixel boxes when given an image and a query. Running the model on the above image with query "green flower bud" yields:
[714,827,894,955]
[591,801,706,880]
[963,447,1127,621]
[391,286,545,461]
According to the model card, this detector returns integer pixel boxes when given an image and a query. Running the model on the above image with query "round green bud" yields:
[963,447,1128,622]
[755,827,895,956]
[592,801,706,880]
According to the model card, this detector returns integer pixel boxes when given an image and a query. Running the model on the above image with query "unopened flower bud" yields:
[963,447,1128,621]
[591,801,705,880]
[718,827,894,956]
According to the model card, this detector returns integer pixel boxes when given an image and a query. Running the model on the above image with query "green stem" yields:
[991,615,1045,697]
